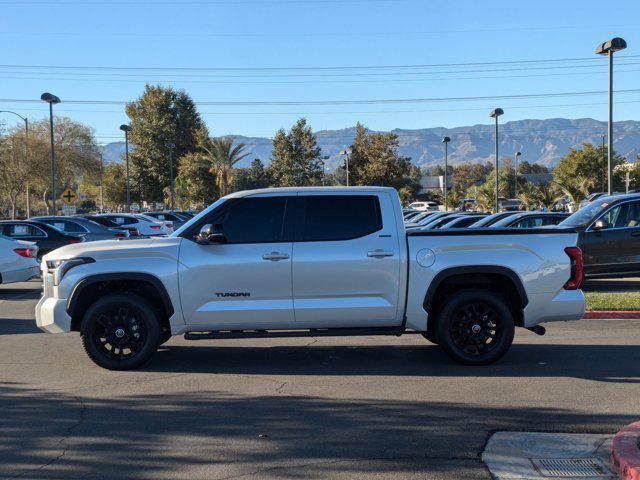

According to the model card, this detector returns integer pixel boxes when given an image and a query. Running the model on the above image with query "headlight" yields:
[46,257,95,285]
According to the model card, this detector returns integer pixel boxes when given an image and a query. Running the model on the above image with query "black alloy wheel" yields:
[81,293,160,370]
[436,290,515,365]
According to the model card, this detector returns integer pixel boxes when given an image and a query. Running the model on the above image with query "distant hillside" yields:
[101,118,640,169]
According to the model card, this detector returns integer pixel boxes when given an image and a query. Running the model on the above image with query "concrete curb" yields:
[612,421,640,480]
[584,311,640,319]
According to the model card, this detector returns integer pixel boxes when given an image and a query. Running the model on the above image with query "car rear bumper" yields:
[523,289,585,326]
[1,265,40,284]
[35,295,71,333]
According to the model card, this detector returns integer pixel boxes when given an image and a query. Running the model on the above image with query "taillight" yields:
[150,225,161,230]
[167,223,173,229]
[563,246,583,290]
[114,233,125,238]
[69,237,81,244]
[14,248,34,258]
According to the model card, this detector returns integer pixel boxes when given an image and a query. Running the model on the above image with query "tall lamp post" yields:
[167,142,175,211]
[514,151,521,198]
[490,108,504,213]
[441,136,451,211]
[340,148,352,186]
[320,155,329,186]
[0,110,30,217]
[41,93,61,215]
[596,37,627,195]
[600,133,606,193]
[119,124,131,212]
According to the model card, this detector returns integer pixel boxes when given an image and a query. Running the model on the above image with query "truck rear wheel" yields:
[80,293,160,370]
[435,290,514,365]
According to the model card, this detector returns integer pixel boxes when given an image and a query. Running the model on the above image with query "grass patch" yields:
[585,291,640,311]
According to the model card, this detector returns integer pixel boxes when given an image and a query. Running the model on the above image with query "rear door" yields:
[291,192,402,328]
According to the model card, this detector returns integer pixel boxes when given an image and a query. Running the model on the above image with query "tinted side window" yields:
[600,202,640,228]
[63,220,87,233]
[206,197,289,243]
[300,195,382,241]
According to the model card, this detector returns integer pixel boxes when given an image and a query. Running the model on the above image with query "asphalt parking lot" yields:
[1,280,639,480]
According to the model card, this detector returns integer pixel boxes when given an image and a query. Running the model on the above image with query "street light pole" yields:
[596,37,627,195]
[441,136,451,211]
[340,148,352,186]
[321,155,329,186]
[167,142,175,211]
[0,111,30,217]
[119,124,131,212]
[601,133,606,193]
[41,93,61,215]
[490,108,504,213]
[514,151,521,198]
[99,151,104,213]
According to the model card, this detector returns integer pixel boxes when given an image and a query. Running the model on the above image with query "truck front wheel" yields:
[435,290,514,365]
[80,293,160,370]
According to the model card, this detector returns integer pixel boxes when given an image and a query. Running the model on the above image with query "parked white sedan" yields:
[97,214,172,236]
[0,234,39,284]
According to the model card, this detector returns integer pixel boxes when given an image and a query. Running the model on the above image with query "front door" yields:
[582,200,640,276]
[178,195,296,329]
[291,193,403,328]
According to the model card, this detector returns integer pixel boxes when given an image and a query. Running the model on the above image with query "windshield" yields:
[559,198,613,227]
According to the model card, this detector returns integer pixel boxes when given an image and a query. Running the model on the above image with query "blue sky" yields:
[1,0,639,143]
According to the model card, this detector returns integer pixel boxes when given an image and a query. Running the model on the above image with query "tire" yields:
[422,331,438,344]
[435,290,515,365]
[80,293,160,370]
[158,329,172,346]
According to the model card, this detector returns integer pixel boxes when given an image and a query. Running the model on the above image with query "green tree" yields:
[201,136,251,197]
[173,152,217,208]
[348,123,418,198]
[268,118,322,186]
[125,84,206,203]
[232,159,272,192]
[517,160,549,174]
[553,142,624,194]
[102,162,128,211]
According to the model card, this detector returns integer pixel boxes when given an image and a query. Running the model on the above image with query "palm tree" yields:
[202,136,251,197]
[516,181,537,210]
[553,176,594,210]
[532,183,561,210]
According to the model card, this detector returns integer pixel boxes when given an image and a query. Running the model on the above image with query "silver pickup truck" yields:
[36,187,585,370]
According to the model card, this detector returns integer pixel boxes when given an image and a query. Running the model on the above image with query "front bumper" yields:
[35,295,72,333]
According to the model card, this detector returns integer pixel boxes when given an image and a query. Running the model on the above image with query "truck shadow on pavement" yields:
[0,381,636,480]
[147,342,640,384]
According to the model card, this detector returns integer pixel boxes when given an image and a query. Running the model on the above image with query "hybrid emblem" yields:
[215,292,251,298]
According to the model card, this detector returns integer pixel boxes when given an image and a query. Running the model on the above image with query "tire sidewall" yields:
[80,293,160,370]
[436,290,515,365]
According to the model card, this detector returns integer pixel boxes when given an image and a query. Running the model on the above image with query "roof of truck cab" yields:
[226,186,397,198]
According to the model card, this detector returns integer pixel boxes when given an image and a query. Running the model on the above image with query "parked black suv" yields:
[558,193,640,278]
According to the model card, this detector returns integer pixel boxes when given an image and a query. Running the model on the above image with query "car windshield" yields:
[559,198,616,227]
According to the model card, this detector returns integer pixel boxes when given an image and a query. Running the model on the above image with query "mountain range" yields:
[101,118,640,170]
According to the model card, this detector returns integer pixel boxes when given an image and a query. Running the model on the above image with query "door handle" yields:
[367,249,394,258]
[262,252,290,261]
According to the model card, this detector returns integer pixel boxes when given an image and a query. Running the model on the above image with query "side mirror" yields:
[196,224,227,245]
[592,219,606,231]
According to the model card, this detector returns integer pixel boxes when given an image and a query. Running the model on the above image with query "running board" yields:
[184,326,407,341]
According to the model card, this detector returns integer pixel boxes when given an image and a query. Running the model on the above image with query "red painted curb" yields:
[583,311,640,319]
[612,421,640,480]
